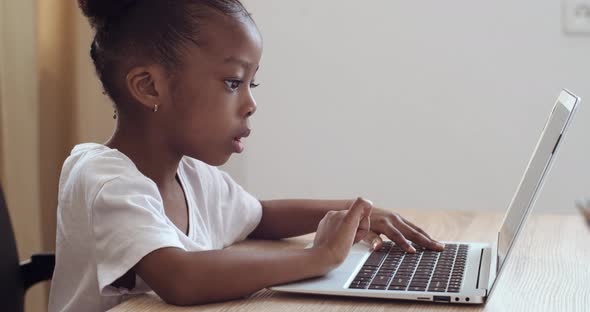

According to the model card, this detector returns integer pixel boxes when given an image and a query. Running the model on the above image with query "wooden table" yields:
[109,209,590,312]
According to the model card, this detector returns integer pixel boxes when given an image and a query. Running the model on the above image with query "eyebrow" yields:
[223,56,259,71]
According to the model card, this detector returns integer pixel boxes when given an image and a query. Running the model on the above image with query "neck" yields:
[105,116,180,188]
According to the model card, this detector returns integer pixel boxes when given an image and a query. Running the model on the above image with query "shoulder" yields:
[60,143,154,201]
[64,143,144,183]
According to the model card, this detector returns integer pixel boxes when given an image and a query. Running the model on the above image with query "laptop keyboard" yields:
[348,241,468,292]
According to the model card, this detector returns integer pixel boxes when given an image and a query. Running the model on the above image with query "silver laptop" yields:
[271,89,580,304]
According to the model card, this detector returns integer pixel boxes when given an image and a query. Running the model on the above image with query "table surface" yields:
[109,209,590,312]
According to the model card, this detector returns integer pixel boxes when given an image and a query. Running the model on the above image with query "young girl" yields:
[48,1,444,311]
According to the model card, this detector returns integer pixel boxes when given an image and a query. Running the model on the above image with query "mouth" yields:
[233,128,250,142]
[232,128,251,153]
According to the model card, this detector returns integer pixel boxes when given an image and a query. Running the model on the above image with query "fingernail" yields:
[404,240,416,253]
[372,239,379,250]
[434,240,445,248]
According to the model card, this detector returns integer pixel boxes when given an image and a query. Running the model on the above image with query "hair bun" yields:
[78,0,138,28]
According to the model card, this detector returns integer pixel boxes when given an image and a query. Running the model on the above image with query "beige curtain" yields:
[1,0,44,311]
[0,1,114,311]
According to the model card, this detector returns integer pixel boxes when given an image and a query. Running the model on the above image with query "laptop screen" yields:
[492,90,579,293]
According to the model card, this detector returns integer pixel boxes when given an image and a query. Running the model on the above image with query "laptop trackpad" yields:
[272,252,366,291]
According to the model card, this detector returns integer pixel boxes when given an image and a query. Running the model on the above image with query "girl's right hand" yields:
[312,198,373,268]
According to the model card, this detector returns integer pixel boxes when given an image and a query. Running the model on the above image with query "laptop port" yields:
[433,296,451,303]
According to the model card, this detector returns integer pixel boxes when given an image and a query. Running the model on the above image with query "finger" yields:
[395,220,444,251]
[353,227,370,244]
[361,231,383,251]
[343,197,372,225]
[379,222,416,253]
[358,210,370,233]
[353,213,372,243]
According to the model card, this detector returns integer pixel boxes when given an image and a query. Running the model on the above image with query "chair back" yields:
[0,185,25,312]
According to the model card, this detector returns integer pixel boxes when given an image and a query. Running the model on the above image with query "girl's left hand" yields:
[364,207,445,253]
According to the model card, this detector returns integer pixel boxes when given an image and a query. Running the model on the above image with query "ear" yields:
[125,65,170,111]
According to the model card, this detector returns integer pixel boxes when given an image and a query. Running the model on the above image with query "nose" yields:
[242,91,257,118]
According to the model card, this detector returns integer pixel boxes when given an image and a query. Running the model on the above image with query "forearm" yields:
[136,247,334,306]
[249,199,353,239]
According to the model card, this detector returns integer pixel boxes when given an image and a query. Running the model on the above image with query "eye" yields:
[225,80,242,91]
[250,82,260,89]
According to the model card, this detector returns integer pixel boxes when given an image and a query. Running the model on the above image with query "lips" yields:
[233,128,250,142]
[232,128,251,153]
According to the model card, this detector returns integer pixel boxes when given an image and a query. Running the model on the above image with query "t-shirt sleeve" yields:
[91,174,185,296]
[214,170,263,246]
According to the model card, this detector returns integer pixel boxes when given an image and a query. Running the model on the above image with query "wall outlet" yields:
[563,0,590,34]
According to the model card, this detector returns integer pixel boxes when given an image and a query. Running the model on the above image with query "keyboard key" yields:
[415,267,432,272]
[409,282,428,288]
[378,267,395,271]
[353,276,372,281]
[381,265,398,271]
[365,260,384,267]
[408,286,426,291]
[430,281,447,288]
[348,281,369,289]
[356,272,374,278]
[371,275,391,286]
[390,277,410,286]
[394,274,412,280]
[365,255,386,266]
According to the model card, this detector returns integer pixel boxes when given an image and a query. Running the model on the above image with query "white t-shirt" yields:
[48,143,262,312]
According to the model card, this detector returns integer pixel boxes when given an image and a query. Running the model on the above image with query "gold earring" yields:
[153,104,158,112]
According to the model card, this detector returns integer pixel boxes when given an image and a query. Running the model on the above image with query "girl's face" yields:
[162,14,262,166]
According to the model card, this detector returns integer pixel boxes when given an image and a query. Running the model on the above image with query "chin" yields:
[201,154,232,167]
[186,147,233,167]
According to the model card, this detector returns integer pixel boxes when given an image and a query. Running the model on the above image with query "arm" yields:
[249,199,352,239]
[134,247,333,306]
[250,199,446,253]
[135,198,372,306]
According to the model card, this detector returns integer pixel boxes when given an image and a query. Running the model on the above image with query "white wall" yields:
[231,0,590,213]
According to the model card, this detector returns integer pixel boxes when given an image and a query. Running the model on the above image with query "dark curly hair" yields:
[78,0,252,106]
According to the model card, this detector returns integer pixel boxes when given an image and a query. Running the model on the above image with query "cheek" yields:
[190,91,236,127]
[170,83,209,123]
[169,79,236,137]
[170,91,228,140]
[171,83,200,113]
